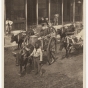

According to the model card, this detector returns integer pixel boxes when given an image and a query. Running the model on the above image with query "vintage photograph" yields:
[4,0,84,88]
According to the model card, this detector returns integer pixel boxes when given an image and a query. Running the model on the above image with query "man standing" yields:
[54,14,59,25]
[6,18,13,35]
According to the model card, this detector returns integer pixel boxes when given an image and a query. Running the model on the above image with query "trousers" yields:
[33,56,41,74]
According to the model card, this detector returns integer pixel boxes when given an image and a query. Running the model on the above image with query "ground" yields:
[4,44,83,88]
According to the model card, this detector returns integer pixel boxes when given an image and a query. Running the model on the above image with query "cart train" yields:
[12,24,83,74]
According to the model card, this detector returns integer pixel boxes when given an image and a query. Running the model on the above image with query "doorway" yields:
[27,0,36,25]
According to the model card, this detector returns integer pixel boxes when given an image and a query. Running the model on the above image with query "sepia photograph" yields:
[4,0,84,88]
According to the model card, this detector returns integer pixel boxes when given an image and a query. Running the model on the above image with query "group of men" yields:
[39,14,59,26]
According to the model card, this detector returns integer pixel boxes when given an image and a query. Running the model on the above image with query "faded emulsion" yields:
[4,0,83,88]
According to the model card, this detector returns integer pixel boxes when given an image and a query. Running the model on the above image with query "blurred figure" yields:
[6,18,13,35]
[39,17,48,26]
[9,20,13,34]
[54,14,59,25]
[6,18,10,35]
[44,17,49,25]
[39,17,45,25]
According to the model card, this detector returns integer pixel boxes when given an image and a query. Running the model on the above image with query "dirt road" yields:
[4,46,83,88]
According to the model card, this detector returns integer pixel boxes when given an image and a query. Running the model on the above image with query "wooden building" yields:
[4,0,83,31]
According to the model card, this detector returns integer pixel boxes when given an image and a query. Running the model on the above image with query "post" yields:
[25,0,27,31]
[4,0,6,46]
[82,0,83,23]
[36,0,38,26]
[49,0,50,23]
[73,0,75,27]
[62,0,63,27]
[57,0,58,12]
[4,0,6,35]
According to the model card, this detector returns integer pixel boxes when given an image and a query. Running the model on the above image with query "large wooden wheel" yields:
[47,37,57,65]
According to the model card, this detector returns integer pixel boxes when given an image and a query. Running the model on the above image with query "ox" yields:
[59,34,83,58]
[11,32,26,49]
[11,29,34,49]
[59,36,73,58]
[57,25,75,39]
[13,43,34,76]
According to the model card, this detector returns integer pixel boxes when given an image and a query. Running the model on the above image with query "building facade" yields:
[5,0,83,30]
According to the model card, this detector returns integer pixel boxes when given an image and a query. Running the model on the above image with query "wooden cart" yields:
[26,26,57,65]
